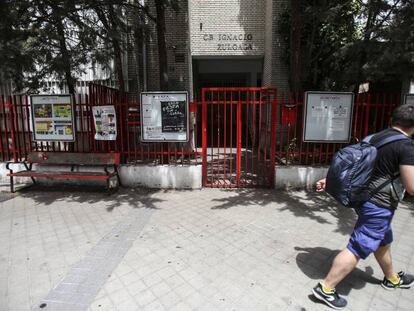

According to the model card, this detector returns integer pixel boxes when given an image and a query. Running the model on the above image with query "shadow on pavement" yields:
[211,189,357,235]
[16,185,166,211]
[295,246,380,296]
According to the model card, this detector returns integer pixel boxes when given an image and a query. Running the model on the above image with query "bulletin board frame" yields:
[140,91,189,142]
[30,94,76,142]
[404,94,414,105]
[303,91,354,143]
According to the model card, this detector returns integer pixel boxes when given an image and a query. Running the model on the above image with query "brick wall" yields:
[271,0,290,93]
[189,0,265,57]
[262,0,273,87]
[128,0,290,96]
[146,0,191,92]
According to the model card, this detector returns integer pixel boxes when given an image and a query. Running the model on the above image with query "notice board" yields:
[303,92,354,143]
[140,92,189,142]
[92,105,117,140]
[30,94,75,141]
[404,94,414,105]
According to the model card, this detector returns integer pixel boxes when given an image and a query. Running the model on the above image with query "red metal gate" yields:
[202,87,277,188]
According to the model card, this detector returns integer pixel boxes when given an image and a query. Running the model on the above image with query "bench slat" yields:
[8,171,116,180]
[27,152,120,165]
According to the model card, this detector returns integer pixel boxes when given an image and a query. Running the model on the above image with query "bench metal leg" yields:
[10,175,14,193]
[114,166,122,187]
[24,162,36,184]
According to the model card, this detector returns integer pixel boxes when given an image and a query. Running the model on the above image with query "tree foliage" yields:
[0,0,152,94]
[279,0,414,92]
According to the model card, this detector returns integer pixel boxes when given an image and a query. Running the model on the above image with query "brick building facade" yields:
[128,0,290,100]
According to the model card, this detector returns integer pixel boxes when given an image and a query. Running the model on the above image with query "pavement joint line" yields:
[31,207,154,311]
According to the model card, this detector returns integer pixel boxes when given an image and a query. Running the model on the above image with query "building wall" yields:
[262,0,274,86]
[146,0,191,92]
[271,0,290,93]
[189,0,266,57]
[138,0,290,95]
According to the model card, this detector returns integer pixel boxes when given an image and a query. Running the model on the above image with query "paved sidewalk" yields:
[1,187,413,311]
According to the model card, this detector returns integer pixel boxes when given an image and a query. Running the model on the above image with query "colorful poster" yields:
[92,105,117,141]
[140,92,189,142]
[33,104,52,118]
[53,104,72,118]
[30,95,75,141]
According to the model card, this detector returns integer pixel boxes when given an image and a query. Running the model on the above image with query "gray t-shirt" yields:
[368,128,414,209]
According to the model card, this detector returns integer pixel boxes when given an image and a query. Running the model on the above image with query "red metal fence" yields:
[0,84,401,168]
[276,92,401,165]
[202,87,277,188]
[0,84,201,164]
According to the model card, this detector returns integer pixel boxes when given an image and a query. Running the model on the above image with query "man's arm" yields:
[400,165,414,195]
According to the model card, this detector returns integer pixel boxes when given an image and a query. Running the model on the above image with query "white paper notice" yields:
[93,106,117,140]
[330,119,346,131]
[311,105,326,117]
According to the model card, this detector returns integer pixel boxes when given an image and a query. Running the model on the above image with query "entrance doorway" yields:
[193,58,263,99]
[202,87,277,188]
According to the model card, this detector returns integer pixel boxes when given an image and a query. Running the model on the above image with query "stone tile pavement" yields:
[1,186,414,311]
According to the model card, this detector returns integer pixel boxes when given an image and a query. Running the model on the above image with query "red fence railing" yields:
[0,85,401,166]
[0,84,201,164]
[275,91,401,165]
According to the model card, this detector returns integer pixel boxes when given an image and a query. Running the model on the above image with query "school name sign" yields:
[202,33,254,51]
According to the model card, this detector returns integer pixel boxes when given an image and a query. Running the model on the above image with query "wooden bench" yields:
[6,152,121,193]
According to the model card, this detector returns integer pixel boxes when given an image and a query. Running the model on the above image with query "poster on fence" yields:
[92,105,117,140]
[30,95,75,141]
[140,91,189,142]
[303,92,354,143]
[404,94,414,105]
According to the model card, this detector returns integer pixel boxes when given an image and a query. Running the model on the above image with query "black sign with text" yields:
[161,101,186,133]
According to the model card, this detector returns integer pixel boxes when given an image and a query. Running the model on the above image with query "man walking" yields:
[313,104,414,309]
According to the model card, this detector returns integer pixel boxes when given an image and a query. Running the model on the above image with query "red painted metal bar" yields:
[202,88,207,186]
[210,90,214,185]
[223,91,227,187]
[11,96,22,160]
[217,90,221,186]
[0,97,6,161]
[236,90,242,188]
[78,94,85,152]
[8,96,18,162]
[229,91,234,186]
[364,94,371,137]
[257,91,262,176]
[269,89,277,187]
[18,95,27,159]
[250,92,255,185]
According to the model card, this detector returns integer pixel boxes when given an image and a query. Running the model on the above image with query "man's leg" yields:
[323,248,360,289]
[312,248,357,309]
[375,242,414,289]
[374,244,395,279]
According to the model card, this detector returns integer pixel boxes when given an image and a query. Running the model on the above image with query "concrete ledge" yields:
[275,166,328,190]
[1,163,203,190]
[119,165,202,189]
[2,162,324,190]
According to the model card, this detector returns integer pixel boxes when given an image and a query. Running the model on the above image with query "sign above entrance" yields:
[303,92,354,143]
[140,92,189,142]
[30,94,76,142]
[203,33,254,51]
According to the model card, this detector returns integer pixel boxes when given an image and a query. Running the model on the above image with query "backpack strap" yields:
[364,133,409,148]
[367,132,410,200]
[370,172,400,197]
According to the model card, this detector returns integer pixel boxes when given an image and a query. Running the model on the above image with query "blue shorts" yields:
[347,201,395,259]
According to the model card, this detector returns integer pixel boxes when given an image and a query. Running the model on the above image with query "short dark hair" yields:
[391,104,414,128]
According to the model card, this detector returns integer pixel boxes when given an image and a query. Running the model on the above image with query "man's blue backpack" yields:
[325,133,409,207]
